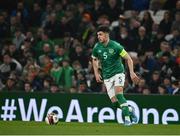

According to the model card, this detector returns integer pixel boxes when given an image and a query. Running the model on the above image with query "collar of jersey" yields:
[99,40,111,47]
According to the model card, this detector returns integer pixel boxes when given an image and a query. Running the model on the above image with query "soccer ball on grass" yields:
[45,112,59,125]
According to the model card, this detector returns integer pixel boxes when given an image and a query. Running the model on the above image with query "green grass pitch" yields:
[0,121,180,135]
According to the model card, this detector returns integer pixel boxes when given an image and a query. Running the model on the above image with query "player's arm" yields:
[92,57,103,83]
[120,49,140,84]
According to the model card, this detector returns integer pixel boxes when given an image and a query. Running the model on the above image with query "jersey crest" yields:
[109,48,114,54]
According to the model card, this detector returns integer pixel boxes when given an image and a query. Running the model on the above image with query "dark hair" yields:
[172,80,179,86]
[97,25,110,33]
[159,84,166,90]
[24,81,32,86]
[3,52,12,58]
[162,51,171,57]
[50,83,58,87]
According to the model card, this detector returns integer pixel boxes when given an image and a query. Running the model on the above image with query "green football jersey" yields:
[92,40,126,79]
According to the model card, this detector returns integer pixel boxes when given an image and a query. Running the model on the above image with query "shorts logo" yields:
[119,77,122,84]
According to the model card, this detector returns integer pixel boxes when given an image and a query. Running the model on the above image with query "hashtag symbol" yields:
[1,99,17,121]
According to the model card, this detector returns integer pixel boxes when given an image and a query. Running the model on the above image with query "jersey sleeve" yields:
[91,44,98,59]
[115,42,127,57]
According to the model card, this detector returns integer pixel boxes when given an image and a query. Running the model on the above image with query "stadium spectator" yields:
[171,0,180,18]
[0,14,9,39]
[41,4,53,27]
[148,71,161,93]
[142,87,151,95]
[159,11,173,35]
[140,11,154,35]
[91,0,105,21]
[133,78,147,94]
[172,80,180,95]
[69,44,89,68]
[42,76,52,92]
[50,60,63,89]
[44,13,61,38]
[158,84,167,95]
[76,71,87,87]
[19,39,34,66]
[11,2,29,28]
[9,16,22,36]
[172,47,180,79]
[24,81,34,93]
[22,59,41,91]
[40,55,53,75]
[0,53,22,82]
[104,0,122,22]
[169,29,180,49]
[53,45,69,64]
[38,43,53,64]
[96,14,110,26]
[12,27,26,49]
[50,83,60,93]
[34,31,54,58]
[124,78,134,93]
[114,26,134,52]
[156,41,171,58]
[60,59,74,92]
[159,52,174,78]
[151,30,166,53]
[54,2,64,22]
[77,12,95,44]
[134,26,151,54]
[129,18,141,39]
[8,43,20,61]
[29,3,43,27]
[1,74,17,91]
[162,76,173,94]
[78,81,92,93]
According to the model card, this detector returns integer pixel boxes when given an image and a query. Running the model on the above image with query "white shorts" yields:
[104,73,125,99]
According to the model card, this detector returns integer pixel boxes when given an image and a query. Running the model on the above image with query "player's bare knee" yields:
[110,96,117,103]
[115,86,124,94]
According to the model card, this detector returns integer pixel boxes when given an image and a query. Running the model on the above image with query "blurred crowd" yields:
[0,0,179,95]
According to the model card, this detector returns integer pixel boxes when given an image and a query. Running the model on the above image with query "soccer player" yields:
[92,25,140,126]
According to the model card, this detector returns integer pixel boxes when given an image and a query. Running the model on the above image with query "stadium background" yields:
[0,0,180,135]
[0,0,179,94]
[0,0,180,134]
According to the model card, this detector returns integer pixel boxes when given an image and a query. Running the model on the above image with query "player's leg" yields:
[104,75,131,125]
[104,76,136,125]
[104,78,119,110]
[111,97,138,124]
[111,96,119,108]
[128,105,138,124]
[114,73,131,125]
[114,73,138,124]
[115,86,132,125]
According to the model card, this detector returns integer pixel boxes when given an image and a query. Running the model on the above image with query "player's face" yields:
[97,31,109,43]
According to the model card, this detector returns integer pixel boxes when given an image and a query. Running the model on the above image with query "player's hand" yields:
[95,73,103,83]
[130,72,140,84]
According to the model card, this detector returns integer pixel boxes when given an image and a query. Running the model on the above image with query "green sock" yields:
[112,101,132,112]
[116,94,130,117]
[116,94,127,104]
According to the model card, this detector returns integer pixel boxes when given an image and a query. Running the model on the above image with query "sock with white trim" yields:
[116,94,130,121]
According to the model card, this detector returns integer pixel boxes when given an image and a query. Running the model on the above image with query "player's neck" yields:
[103,38,110,46]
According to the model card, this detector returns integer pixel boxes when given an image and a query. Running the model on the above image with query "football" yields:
[45,112,59,125]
